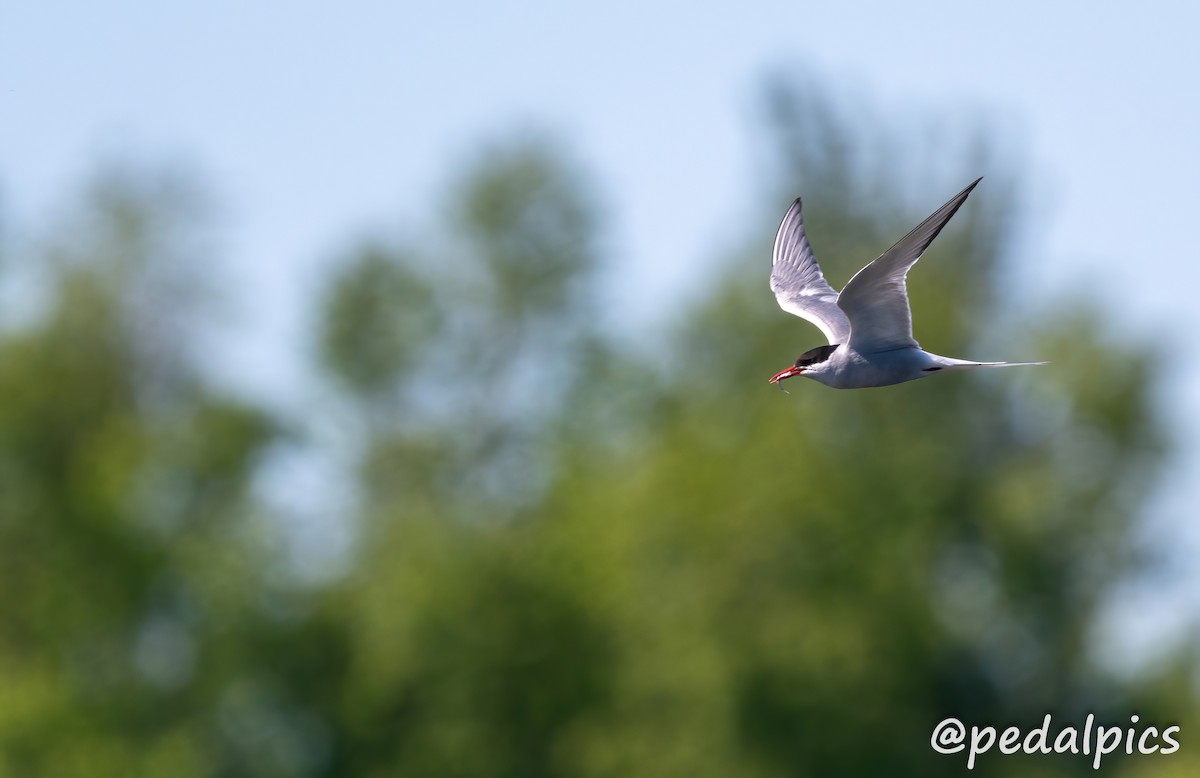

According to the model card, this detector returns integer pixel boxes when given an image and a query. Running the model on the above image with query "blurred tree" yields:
[0,166,281,776]
[317,133,610,519]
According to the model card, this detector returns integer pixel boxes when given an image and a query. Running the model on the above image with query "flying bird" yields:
[769,178,1045,389]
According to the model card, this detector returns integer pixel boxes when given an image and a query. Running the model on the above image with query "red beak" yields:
[769,366,805,384]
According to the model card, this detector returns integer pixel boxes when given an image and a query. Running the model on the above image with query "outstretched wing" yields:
[769,198,850,345]
[836,178,982,353]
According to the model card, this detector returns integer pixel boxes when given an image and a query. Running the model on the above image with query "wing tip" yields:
[772,197,807,266]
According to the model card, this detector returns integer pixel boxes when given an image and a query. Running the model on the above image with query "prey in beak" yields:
[769,365,805,384]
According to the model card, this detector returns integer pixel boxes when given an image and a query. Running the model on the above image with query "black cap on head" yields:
[795,344,839,368]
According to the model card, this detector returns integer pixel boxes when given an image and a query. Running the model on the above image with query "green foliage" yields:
[320,245,437,399]
[0,168,278,776]
[455,134,602,323]
[318,134,606,515]
[0,93,1190,777]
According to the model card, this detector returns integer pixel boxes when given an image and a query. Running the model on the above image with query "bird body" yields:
[781,346,1041,389]
[768,178,1045,389]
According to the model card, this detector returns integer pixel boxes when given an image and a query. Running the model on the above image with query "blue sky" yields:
[3,1,1199,665]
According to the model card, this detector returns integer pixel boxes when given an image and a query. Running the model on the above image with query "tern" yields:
[768,178,1045,389]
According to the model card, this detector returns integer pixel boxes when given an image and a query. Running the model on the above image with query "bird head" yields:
[769,344,839,385]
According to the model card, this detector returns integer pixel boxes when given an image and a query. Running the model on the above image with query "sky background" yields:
[2,1,1198,667]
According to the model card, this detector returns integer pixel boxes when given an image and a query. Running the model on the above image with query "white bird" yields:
[769,178,1045,389]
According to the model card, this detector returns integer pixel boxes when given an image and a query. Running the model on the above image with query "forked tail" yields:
[932,356,1048,370]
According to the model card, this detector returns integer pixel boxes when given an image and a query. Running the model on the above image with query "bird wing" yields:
[836,178,982,353]
[770,198,851,345]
